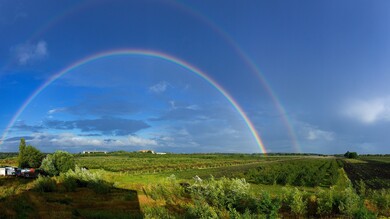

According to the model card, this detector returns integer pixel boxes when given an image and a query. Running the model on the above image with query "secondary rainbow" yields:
[170,2,301,152]
[0,49,267,153]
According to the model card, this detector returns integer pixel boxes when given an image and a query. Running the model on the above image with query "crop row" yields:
[245,158,342,187]
[75,155,288,174]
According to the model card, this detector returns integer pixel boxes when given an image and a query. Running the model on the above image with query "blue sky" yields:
[1,0,390,154]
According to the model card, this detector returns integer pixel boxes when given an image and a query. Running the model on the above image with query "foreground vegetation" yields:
[0,152,389,218]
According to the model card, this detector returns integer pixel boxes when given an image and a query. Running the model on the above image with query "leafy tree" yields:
[40,155,58,176]
[344,151,358,159]
[18,138,27,167]
[40,150,75,176]
[18,139,44,168]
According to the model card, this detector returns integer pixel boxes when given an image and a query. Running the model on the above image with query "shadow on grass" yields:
[0,177,143,219]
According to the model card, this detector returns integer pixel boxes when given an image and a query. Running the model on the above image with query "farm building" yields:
[82,150,107,154]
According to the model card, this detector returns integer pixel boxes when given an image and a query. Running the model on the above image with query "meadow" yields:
[0,153,389,218]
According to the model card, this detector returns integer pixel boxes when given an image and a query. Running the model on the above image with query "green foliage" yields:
[18,138,44,168]
[75,153,281,173]
[189,177,250,210]
[353,207,377,219]
[337,187,360,216]
[316,188,334,215]
[40,154,58,176]
[256,191,281,218]
[40,151,75,176]
[185,199,219,219]
[61,175,77,192]
[58,166,113,194]
[143,206,178,219]
[371,189,390,214]
[19,145,44,168]
[246,159,341,187]
[283,187,307,216]
[87,180,113,194]
[18,138,27,167]
[33,175,56,192]
[344,151,358,159]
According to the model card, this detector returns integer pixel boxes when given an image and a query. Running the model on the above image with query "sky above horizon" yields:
[1,0,390,154]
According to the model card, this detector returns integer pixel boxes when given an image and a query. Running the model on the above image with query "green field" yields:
[0,153,389,218]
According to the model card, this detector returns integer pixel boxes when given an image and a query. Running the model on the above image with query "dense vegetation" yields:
[244,158,342,187]
[75,153,284,173]
[1,152,390,218]
[40,150,76,176]
[18,138,44,168]
[143,174,385,218]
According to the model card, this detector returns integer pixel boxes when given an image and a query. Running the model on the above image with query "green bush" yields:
[371,189,390,214]
[189,177,250,210]
[336,187,360,216]
[283,187,307,216]
[33,176,56,192]
[185,199,219,219]
[256,191,281,218]
[316,188,334,215]
[40,151,75,176]
[61,176,77,192]
[353,207,377,219]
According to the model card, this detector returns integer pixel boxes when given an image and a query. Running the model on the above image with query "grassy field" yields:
[0,153,389,218]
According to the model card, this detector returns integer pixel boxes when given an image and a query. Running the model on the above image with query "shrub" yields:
[256,191,281,218]
[353,207,377,219]
[58,166,112,193]
[316,188,334,215]
[40,151,75,176]
[283,187,307,216]
[33,176,56,192]
[371,189,390,214]
[185,199,219,219]
[61,176,77,192]
[189,177,250,210]
[336,187,360,216]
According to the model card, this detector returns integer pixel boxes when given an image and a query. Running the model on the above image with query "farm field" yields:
[343,157,390,189]
[0,153,390,218]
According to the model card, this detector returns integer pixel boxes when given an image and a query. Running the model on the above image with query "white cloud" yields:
[149,81,169,93]
[186,105,201,110]
[299,123,334,141]
[128,135,157,146]
[48,107,66,114]
[344,97,390,124]
[11,40,48,65]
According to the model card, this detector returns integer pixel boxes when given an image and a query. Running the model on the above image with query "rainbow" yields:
[169,2,301,152]
[0,49,267,153]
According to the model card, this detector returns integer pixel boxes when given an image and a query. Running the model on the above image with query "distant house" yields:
[156,152,167,155]
[82,150,107,154]
[138,150,155,154]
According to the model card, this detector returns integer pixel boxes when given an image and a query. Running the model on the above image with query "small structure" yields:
[82,150,107,154]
